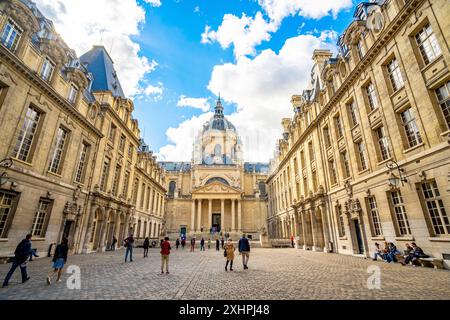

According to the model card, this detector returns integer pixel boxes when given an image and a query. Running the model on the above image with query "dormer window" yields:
[40,58,55,82]
[356,38,365,60]
[67,84,78,104]
[1,19,22,52]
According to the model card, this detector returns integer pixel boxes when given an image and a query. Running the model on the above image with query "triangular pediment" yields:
[193,181,242,195]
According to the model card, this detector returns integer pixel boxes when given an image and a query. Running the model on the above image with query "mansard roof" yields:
[80,46,125,98]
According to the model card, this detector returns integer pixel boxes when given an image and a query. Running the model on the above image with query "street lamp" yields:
[386,160,407,188]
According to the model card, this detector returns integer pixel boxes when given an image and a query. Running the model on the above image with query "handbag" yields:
[223,249,227,257]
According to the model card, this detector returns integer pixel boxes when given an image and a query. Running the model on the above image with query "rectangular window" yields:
[146,187,151,210]
[111,164,121,196]
[390,191,411,236]
[300,150,306,170]
[387,58,404,92]
[334,115,344,139]
[140,183,146,209]
[400,108,422,148]
[122,171,130,199]
[435,81,450,130]
[368,197,383,236]
[13,106,41,162]
[67,84,78,104]
[75,142,89,184]
[99,158,110,191]
[31,199,52,237]
[312,170,318,193]
[415,24,442,65]
[347,102,359,127]
[48,127,68,174]
[308,142,315,162]
[132,178,139,204]
[323,126,332,148]
[421,181,450,235]
[341,150,351,179]
[109,123,117,143]
[0,192,16,238]
[356,39,365,60]
[128,144,134,159]
[119,134,126,153]
[365,82,379,111]
[1,19,22,52]
[40,58,55,82]
[329,159,338,186]
[356,141,368,171]
[375,126,391,161]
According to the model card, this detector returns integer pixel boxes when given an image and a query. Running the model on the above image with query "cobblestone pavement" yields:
[0,247,449,300]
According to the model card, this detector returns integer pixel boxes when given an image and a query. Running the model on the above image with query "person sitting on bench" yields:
[401,243,428,266]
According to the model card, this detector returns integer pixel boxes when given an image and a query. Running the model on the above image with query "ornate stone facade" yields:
[267,0,450,267]
[0,0,166,257]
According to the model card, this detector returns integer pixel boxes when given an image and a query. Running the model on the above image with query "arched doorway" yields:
[90,208,104,251]
[118,212,125,247]
[105,211,115,250]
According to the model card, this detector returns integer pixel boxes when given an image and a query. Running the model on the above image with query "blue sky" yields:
[36,0,358,162]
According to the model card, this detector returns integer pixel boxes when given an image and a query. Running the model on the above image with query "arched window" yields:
[259,181,267,197]
[206,177,229,186]
[168,181,176,198]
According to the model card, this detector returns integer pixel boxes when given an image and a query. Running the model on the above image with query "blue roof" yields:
[159,162,192,172]
[80,46,125,98]
[244,163,270,174]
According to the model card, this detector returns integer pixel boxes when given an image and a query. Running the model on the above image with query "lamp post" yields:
[386,160,407,188]
[0,158,13,187]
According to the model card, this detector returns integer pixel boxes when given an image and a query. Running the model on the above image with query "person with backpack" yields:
[160,237,172,274]
[124,234,135,262]
[2,234,32,287]
[143,237,150,258]
[46,237,69,285]
[200,238,205,251]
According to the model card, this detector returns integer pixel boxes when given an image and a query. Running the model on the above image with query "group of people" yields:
[372,242,428,266]
[2,234,69,288]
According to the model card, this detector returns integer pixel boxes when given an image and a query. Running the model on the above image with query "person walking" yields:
[221,237,225,249]
[190,237,196,252]
[3,234,32,287]
[175,238,180,250]
[200,238,205,251]
[238,234,251,270]
[290,235,295,248]
[46,237,69,285]
[224,239,236,272]
[160,237,171,274]
[216,238,220,251]
[181,238,186,250]
[124,234,135,262]
[208,238,211,250]
[143,237,150,258]
[111,236,117,251]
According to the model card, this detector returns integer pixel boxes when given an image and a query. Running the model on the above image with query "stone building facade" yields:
[267,0,450,267]
[0,0,166,257]
[160,98,269,241]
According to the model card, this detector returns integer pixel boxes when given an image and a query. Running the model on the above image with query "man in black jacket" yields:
[2,234,32,287]
[238,234,251,270]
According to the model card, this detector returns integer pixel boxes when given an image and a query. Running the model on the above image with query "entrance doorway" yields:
[180,226,187,238]
[63,220,73,239]
[353,220,364,254]
[212,214,221,232]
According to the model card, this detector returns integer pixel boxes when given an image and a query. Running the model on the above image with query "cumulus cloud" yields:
[144,0,162,7]
[177,96,211,112]
[35,0,157,97]
[143,82,164,101]
[202,0,352,59]
[156,112,213,161]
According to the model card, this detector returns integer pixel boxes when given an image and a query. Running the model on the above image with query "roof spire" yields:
[214,94,224,118]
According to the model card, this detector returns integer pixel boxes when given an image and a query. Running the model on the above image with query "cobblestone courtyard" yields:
[0,247,449,300]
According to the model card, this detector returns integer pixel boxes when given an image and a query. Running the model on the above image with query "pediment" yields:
[193,181,241,195]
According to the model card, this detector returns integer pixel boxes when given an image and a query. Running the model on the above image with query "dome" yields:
[202,97,236,133]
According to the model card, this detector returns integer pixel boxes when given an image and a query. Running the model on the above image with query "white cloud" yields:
[157,112,213,161]
[143,82,164,101]
[35,0,157,97]
[177,96,211,112]
[158,32,336,162]
[144,0,162,7]
[201,12,276,58]
[202,0,352,59]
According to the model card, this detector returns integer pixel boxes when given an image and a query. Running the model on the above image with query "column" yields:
[221,199,225,232]
[208,199,212,231]
[191,200,196,232]
[301,211,307,249]
[281,219,286,238]
[320,205,331,253]
[197,199,202,232]
[82,205,98,253]
[237,200,242,232]
[231,199,236,232]
[310,209,318,252]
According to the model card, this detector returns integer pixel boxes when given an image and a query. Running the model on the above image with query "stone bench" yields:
[418,257,445,269]
[271,240,291,248]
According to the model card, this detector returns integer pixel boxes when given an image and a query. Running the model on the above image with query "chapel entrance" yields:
[212,214,221,232]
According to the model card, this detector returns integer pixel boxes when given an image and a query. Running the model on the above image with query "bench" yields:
[270,240,291,248]
[418,258,445,269]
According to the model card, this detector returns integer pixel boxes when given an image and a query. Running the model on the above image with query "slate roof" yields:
[80,46,125,98]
